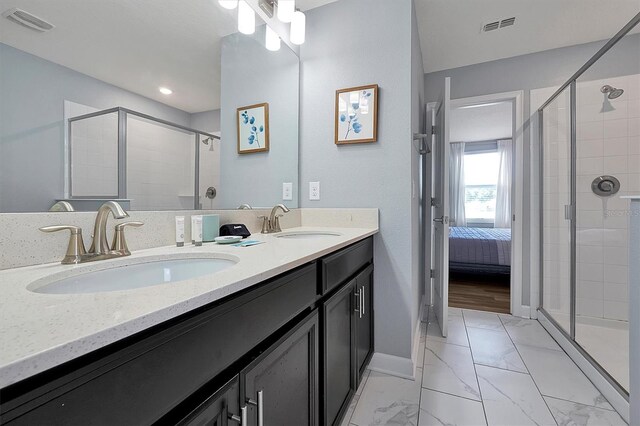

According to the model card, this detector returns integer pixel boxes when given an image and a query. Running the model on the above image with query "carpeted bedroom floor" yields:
[449,272,511,314]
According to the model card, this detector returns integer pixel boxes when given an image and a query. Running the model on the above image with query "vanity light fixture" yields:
[159,87,173,95]
[290,9,305,45]
[218,0,238,9]
[277,0,295,23]
[265,25,281,51]
[238,0,255,35]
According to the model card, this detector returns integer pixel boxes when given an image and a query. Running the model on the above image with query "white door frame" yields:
[449,90,526,318]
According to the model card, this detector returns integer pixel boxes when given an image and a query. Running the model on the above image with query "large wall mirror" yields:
[0,0,299,212]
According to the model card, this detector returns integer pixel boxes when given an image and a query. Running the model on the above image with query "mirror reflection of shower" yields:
[202,136,216,151]
[601,84,624,99]
[600,84,624,112]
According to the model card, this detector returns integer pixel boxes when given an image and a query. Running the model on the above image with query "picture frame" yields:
[237,102,270,154]
[335,84,378,145]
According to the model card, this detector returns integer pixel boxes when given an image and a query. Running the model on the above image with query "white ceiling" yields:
[415,0,640,73]
[2,0,637,112]
[0,0,248,113]
[450,101,512,142]
[0,0,335,114]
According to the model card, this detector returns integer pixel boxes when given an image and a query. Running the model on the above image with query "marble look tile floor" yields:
[341,309,626,426]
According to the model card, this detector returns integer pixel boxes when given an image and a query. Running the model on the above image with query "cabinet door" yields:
[355,265,374,381]
[242,311,319,426]
[178,376,243,426]
[323,279,357,426]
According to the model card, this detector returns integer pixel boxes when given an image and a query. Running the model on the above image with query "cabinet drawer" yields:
[5,264,317,425]
[321,237,373,294]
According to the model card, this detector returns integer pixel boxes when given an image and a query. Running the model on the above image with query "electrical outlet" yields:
[282,182,293,201]
[309,181,320,200]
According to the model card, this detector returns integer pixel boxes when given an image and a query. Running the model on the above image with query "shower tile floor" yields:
[341,308,627,426]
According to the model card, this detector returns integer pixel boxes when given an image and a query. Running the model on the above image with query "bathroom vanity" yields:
[0,231,375,426]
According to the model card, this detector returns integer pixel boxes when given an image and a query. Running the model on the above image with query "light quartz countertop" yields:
[0,226,377,388]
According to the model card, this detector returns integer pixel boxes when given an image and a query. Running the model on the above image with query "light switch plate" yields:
[309,181,320,200]
[282,182,293,201]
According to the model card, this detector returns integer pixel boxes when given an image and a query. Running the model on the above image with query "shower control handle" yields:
[591,175,620,197]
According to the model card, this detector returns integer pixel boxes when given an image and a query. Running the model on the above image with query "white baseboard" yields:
[369,298,426,381]
[368,352,416,380]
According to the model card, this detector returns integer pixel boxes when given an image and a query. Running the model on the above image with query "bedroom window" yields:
[463,151,500,225]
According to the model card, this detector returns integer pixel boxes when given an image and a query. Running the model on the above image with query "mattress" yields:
[449,227,511,274]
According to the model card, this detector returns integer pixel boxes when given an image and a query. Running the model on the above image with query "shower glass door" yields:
[572,37,637,392]
[539,16,639,400]
[541,86,573,334]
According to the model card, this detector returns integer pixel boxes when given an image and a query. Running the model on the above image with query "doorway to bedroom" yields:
[447,100,514,314]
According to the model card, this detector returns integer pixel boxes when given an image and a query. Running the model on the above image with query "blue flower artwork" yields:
[237,103,270,153]
[336,85,378,145]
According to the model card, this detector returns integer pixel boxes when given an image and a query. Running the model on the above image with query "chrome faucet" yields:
[258,204,290,234]
[40,201,143,264]
[89,201,129,255]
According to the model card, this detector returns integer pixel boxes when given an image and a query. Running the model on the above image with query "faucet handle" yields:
[39,225,87,264]
[272,214,284,233]
[111,221,144,256]
[257,216,270,234]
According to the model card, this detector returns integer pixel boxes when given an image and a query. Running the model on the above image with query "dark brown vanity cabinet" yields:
[179,376,242,426]
[321,238,374,426]
[355,264,374,378]
[0,237,374,426]
[323,278,357,426]
[242,311,320,426]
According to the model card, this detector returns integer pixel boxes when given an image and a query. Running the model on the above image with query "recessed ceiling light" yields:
[159,87,173,95]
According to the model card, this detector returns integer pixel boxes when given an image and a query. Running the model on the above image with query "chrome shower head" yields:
[601,85,624,99]
[201,136,215,151]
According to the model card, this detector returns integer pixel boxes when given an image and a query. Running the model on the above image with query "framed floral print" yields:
[237,103,269,154]
[335,84,378,145]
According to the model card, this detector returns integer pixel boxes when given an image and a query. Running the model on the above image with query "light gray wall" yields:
[299,0,415,360]
[0,43,191,213]
[219,26,299,209]
[424,33,640,307]
[190,109,221,133]
[411,0,426,343]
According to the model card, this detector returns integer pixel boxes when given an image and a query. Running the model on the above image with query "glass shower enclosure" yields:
[538,12,640,402]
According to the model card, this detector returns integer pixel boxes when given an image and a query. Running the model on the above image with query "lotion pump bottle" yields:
[175,216,185,247]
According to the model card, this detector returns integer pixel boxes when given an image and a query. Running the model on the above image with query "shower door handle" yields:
[564,205,573,221]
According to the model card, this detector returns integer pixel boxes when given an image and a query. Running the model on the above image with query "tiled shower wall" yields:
[575,73,639,322]
[126,116,196,211]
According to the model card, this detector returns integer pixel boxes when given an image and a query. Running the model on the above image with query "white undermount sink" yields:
[29,257,238,295]
[276,231,342,239]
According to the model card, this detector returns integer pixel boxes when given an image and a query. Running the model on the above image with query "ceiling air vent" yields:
[482,21,500,32]
[481,16,516,33]
[500,17,516,28]
[2,8,54,32]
